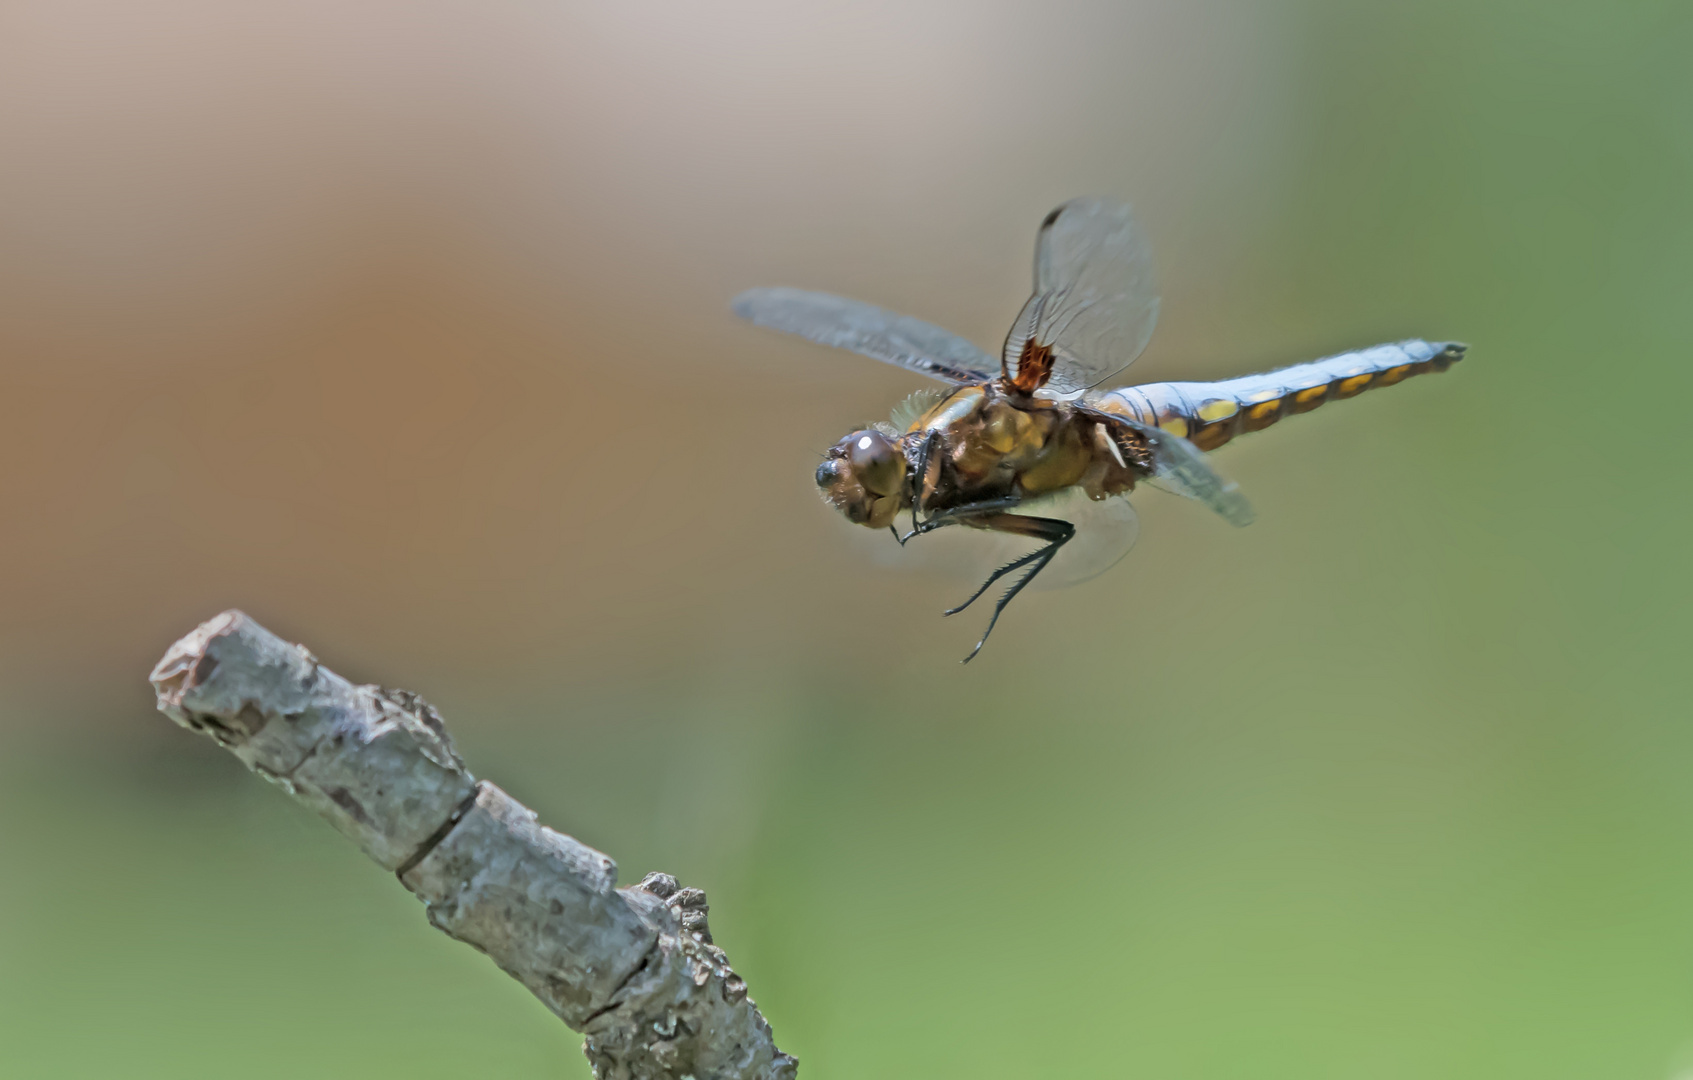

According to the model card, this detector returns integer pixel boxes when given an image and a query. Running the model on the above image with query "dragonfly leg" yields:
[943,513,1075,664]
[896,495,1022,544]
[897,431,945,545]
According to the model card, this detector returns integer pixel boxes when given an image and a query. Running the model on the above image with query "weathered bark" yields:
[149,610,796,1080]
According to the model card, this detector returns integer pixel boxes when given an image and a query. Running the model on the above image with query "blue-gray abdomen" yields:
[1092,339,1465,451]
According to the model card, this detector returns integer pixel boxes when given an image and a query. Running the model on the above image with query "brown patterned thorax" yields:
[901,379,1148,515]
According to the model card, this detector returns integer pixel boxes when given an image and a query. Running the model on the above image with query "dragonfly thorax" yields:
[907,381,1145,506]
[816,380,1149,532]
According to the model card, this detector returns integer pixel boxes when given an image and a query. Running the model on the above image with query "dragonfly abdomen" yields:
[1094,339,1465,452]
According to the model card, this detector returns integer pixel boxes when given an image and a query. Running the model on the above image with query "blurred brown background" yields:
[0,0,1328,699]
[1,1,1690,1078]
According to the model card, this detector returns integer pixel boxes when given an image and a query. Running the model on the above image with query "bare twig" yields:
[149,610,797,1080]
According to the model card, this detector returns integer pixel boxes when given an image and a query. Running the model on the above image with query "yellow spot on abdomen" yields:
[1335,374,1375,398]
[1196,398,1238,422]
[1159,418,1189,438]
[1291,384,1329,413]
[1242,399,1283,432]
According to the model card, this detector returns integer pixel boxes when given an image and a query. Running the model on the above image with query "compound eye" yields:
[849,430,893,469]
[848,430,902,496]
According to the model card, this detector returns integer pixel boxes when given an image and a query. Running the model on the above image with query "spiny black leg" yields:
[897,493,1023,546]
[943,546,1050,616]
[941,514,1074,664]
[905,430,941,539]
[945,514,1073,615]
[903,433,927,539]
[960,546,1061,663]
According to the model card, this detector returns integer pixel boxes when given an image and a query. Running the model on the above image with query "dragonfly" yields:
[734,198,1465,662]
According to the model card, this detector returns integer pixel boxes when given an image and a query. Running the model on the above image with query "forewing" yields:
[734,287,997,384]
[1002,198,1160,395]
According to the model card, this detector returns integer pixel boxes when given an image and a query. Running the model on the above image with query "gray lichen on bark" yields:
[150,610,796,1080]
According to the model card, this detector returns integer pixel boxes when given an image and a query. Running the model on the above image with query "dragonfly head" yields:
[817,428,907,529]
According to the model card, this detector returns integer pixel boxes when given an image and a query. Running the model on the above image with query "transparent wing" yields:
[856,488,1139,591]
[1002,198,1160,395]
[1114,416,1254,527]
[1015,488,1141,589]
[734,287,997,385]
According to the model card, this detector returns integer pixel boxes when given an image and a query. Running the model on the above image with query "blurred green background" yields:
[2,0,1690,1077]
